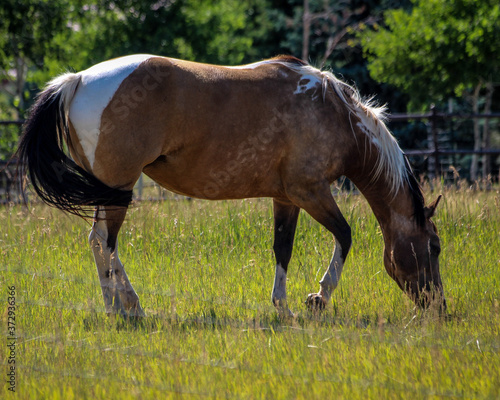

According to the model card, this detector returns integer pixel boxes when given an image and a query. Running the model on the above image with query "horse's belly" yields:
[142,154,283,200]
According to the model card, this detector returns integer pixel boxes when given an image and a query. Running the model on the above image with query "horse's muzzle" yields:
[408,280,447,314]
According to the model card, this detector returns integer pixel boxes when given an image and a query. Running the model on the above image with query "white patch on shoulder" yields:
[293,74,321,99]
[69,54,154,169]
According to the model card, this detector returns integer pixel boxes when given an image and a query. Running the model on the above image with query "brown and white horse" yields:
[17,54,445,317]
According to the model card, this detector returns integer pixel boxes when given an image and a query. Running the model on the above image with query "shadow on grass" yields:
[81,303,459,334]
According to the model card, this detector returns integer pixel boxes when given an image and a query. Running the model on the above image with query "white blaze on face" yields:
[69,54,154,169]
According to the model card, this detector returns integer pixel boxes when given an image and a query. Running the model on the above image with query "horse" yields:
[16,54,446,317]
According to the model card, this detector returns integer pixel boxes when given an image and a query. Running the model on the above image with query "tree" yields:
[74,0,268,66]
[259,1,414,112]
[358,0,500,179]
[0,0,75,117]
[359,0,500,105]
[267,0,377,68]
[0,0,270,101]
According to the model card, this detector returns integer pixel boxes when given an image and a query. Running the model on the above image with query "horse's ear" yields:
[424,194,442,219]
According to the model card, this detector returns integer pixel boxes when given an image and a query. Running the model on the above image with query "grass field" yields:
[1,184,499,399]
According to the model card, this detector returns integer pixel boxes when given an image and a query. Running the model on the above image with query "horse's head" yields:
[383,195,446,312]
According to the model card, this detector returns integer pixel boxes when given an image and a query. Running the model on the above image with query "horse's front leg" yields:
[89,206,145,317]
[287,182,352,310]
[307,237,347,309]
[271,199,300,316]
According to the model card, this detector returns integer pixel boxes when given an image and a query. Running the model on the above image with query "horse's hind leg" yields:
[287,182,352,310]
[89,206,145,317]
[272,199,300,316]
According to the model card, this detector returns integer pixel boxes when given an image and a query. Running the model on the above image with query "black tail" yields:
[16,75,133,218]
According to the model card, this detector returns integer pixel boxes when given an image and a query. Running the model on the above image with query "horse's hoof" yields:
[273,299,295,318]
[305,293,326,311]
[277,307,295,319]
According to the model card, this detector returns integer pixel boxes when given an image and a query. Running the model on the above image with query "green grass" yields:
[1,186,499,399]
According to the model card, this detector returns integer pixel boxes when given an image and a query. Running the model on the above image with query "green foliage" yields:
[0,0,70,70]
[0,0,269,113]
[256,1,414,112]
[1,188,499,398]
[0,0,91,118]
[358,0,500,109]
[0,91,22,158]
[0,124,19,159]
[77,0,265,66]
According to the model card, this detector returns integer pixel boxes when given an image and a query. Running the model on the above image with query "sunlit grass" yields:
[1,185,499,399]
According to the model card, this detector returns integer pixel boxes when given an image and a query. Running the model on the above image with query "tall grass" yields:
[1,185,499,399]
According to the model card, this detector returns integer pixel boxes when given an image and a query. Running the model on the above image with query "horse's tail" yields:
[16,73,133,218]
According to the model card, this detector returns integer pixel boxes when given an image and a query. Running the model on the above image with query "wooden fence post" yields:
[430,105,441,178]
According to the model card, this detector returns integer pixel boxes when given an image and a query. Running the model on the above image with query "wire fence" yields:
[388,107,500,178]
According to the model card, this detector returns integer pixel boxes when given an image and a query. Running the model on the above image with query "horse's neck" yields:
[346,160,415,240]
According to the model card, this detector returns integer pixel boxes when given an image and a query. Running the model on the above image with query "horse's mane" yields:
[267,57,426,225]
[321,70,405,193]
